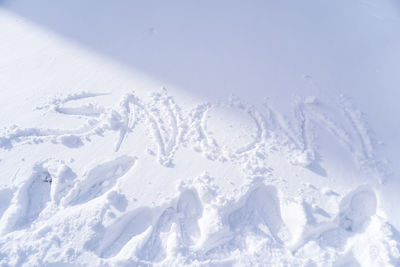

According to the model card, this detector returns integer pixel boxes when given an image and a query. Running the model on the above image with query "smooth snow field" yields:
[0,0,400,266]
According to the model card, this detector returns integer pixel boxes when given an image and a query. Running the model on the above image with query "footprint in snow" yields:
[337,185,377,233]
[319,185,377,249]
[0,164,52,234]
[0,188,14,222]
[202,185,289,257]
[85,188,203,262]
[227,185,289,243]
[137,189,203,261]
[63,156,136,206]
[176,189,203,246]
[137,207,176,261]
[85,207,153,259]
[295,185,377,251]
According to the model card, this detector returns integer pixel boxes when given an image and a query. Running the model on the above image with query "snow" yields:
[0,0,400,266]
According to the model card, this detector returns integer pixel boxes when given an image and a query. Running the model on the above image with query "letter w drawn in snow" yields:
[287,96,384,182]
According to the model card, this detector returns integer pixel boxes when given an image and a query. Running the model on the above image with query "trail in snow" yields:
[0,90,398,266]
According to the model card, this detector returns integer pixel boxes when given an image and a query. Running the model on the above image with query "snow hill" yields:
[0,0,400,266]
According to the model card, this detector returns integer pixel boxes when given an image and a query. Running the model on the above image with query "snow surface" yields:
[0,0,400,266]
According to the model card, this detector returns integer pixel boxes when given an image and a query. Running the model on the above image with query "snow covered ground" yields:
[0,0,400,266]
